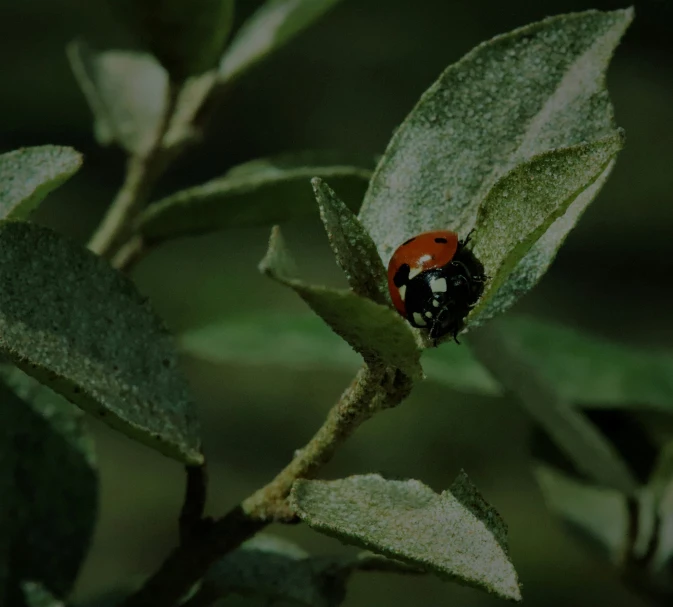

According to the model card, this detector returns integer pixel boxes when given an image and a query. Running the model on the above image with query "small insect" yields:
[386,230,486,343]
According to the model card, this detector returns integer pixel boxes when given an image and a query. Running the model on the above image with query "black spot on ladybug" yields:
[434,237,448,243]
[402,237,416,245]
[393,263,410,287]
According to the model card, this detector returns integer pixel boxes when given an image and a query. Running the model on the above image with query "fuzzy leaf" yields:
[534,464,628,561]
[22,582,65,607]
[0,147,82,220]
[137,161,371,244]
[0,221,202,464]
[220,0,342,83]
[291,473,521,601]
[109,0,235,81]
[359,8,631,270]
[312,178,388,305]
[467,132,624,325]
[260,227,421,377]
[470,161,616,327]
[67,42,167,154]
[0,370,97,605]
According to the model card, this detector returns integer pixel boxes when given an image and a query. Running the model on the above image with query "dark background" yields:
[1,1,672,605]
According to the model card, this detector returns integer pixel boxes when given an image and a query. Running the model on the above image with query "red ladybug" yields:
[387,230,485,342]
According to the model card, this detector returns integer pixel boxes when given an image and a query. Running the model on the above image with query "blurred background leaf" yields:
[0,370,97,606]
[3,0,672,605]
[67,43,167,154]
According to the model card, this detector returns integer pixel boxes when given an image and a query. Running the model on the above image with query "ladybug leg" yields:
[461,230,475,247]
[453,329,461,344]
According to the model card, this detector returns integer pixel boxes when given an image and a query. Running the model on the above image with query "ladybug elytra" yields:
[386,230,485,342]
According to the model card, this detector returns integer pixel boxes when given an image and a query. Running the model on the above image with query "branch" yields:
[121,363,413,607]
[179,463,209,544]
[88,82,180,259]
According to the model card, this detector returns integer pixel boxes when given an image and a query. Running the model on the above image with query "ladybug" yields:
[387,230,486,342]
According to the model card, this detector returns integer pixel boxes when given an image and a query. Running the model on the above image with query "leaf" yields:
[22,582,65,607]
[533,463,628,562]
[312,178,388,305]
[109,0,236,81]
[0,221,202,464]
[67,41,168,154]
[0,146,82,220]
[291,473,521,601]
[468,160,616,328]
[259,226,421,377]
[203,535,349,607]
[467,132,624,325]
[0,370,97,605]
[358,8,632,274]
[468,324,638,494]
[181,312,673,415]
[180,313,361,371]
[220,0,343,83]
[496,317,673,413]
[137,160,371,244]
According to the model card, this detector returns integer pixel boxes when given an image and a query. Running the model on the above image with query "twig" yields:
[179,463,209,544]
[111,235,146,272]
[121,364,413,607]
[467,323,638,494]
[88,81,181,259]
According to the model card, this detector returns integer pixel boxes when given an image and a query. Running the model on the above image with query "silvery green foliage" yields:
[259,227,422,377]
[137,159,371,244]
[0,222,201,464]
[291,473,521,601]
[0,147,81,220]
[359,9,632,330]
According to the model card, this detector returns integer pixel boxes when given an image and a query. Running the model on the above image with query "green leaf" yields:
[22,582,65,607]
[533,463,628,562]
[259,226,421,377]
[220,0,342,83]
[109,0,236,81]
[291,473,521,601]
[495,317,673,413]
[181,313,361,371]
[181,312,673,415]
[359,8,632,276]
[0,370,97,605]
[312,178,388,305]
[67,42,168,155]
[467,132,624,325]
[0,221,202,464]
[468,160,616,329]
[0,146,82,220]
[137,161,371,244]
[203,535,348,607]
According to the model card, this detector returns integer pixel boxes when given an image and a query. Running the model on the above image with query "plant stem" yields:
[111,236,146,272]
[179,464,209,544]
[88,82,180,259]
[121,364,412,607]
